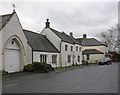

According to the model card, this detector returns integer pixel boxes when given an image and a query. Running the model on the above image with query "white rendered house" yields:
[41,19,82,67]
[23,29,60,68]
[76,34,108,63]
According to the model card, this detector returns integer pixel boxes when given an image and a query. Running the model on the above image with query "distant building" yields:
[76,34,108,63]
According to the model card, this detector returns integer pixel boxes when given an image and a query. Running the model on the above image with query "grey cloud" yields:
[0,2,118,39]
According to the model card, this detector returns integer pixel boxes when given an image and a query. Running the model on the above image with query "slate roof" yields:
[50,28,80,45]
[23,29,59,53]
[82,49,104,55]
[69,36,81,45]
[0,12,14,31]
[76,38,107,46]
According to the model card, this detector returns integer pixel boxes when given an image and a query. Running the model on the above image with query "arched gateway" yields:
[3,36,25,73]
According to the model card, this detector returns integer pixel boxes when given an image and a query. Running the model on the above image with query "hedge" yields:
[23,62,54,73]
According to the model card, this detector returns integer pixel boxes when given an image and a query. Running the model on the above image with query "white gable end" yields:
[41,28,61,51]
[2,13,27,50]
[1,12,31,72]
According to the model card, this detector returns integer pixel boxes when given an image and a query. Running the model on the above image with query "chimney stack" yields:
[83,34,87,38]
[70,32,73,37]
[45,19,50,28]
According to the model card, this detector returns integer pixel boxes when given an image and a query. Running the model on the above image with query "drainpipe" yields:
[60,40,62,67]
[32,49,33,63]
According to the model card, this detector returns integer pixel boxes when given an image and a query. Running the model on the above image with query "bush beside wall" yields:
[23,62,54,73]
[23,64,34,72]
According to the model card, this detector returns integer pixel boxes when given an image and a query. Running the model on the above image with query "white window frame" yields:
[68,55,71,63]
[76,46,78,51]
[52,55,57,64]
[78,56,80,62]
[40,54,47,63]
[65,44,68,51]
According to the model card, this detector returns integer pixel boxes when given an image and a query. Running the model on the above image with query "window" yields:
[87,54,89,60]
[78,56,80,62]
[11,40,14,44]
[40,55,47,63]
[79,47,81,52]
[52,55,57,64]
[65,44,68,51]
[71,46,73,52]
[68,55,71,63]
[76,46,78,51]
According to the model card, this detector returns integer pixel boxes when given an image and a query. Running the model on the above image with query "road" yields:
[2,63,118,93]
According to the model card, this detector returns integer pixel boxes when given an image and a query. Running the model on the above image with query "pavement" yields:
[2,62,119,93]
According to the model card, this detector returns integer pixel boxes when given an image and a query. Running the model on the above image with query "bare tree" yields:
[99,24,119,52]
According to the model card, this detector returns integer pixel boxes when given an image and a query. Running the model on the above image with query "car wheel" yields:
[106,62,109,65]
[109,62,112,65]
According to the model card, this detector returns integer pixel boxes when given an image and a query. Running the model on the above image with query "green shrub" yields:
[32,62,46,73]
[23,62,54,73]
[23,64,34,72]
[45,64,54,72]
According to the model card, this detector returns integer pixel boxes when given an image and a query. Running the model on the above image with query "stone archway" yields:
[3,35,25,73]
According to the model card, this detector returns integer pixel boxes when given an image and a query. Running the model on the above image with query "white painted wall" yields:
[41,28,61,51]
[33,51,60,67]
[61,42,73,67]
[83,54,104,63]
[2,12,29,71]
[82,45,107,63]
[61,42,82,67]
[25,44,32,65]
[74,44,82,65]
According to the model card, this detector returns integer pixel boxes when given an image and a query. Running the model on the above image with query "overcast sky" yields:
[0,1,118,39]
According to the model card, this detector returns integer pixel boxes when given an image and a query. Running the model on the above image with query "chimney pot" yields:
[83,34,87,38]
[46,19,49,22]
[70,32,73,37]
[45,19,50,28]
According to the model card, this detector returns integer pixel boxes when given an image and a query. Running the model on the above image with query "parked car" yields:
[99,57,112,65]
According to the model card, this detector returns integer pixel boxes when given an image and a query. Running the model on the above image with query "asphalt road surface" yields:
[2,63,118,93]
